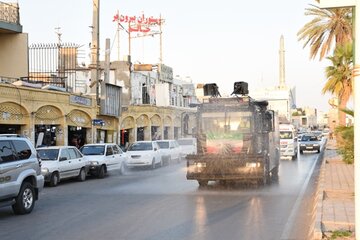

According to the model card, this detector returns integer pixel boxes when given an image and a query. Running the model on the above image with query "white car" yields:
[37,146,87,187]
[156,140,182,164]
[80,143,126,178]
[177,138,197,158]
[126,141,162,169]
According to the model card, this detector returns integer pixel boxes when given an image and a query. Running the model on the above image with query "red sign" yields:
[113,13,161,33]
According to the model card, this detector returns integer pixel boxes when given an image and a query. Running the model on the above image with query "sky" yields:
[15,0,332,112]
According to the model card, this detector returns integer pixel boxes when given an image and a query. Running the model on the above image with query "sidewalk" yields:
[313,139,355,239]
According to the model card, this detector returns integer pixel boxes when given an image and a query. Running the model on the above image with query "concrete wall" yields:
[0,33,28,78]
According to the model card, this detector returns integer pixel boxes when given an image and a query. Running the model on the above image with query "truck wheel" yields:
[271,166,279,181]
[198,180,208,187]
[50,172,59,187]
[12,182,35,215]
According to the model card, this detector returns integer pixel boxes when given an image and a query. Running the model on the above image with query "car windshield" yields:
[128,142,152,151]
[280,131,293,139]
[157,141,169,149]
[37,149,59,161]
[80,146,105,155]
[301,135,318,141]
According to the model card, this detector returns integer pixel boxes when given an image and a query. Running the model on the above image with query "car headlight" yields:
[41,168,49,174]
[313,144,320,146]
[300,144,306,147]
[90,161,99,165]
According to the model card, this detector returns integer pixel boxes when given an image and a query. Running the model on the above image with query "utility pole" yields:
[55,27,62,82]
[90,0,100,105]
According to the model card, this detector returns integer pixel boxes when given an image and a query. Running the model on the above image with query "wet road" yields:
[0,142,325,240]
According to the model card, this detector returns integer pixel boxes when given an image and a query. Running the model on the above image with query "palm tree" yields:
[323,42,353,126]
[336,108,354,163]
[297,4,352,60]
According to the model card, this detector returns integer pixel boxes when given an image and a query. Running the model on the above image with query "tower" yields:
[279,35,286,89]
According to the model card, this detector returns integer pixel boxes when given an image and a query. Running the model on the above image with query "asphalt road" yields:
[0,143,325,240]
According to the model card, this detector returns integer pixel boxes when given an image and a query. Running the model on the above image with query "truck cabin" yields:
[197,99,273,155]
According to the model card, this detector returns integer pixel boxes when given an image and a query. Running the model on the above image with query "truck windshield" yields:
[201,111,252,153]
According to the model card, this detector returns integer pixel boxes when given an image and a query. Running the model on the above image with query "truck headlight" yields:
[41,168,49,174]
[313,144,320,146]
[246,162,261,168]
[90,161,99,165]
[196,162,206,168]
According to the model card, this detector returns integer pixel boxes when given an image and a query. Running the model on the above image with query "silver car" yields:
[0,135,44,214]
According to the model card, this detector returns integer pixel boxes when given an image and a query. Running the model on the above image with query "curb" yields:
[312,152,326,240]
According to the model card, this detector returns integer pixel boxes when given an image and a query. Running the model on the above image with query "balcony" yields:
[0,1,22,33]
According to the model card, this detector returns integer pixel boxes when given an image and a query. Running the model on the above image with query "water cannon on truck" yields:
[186,82,280,186]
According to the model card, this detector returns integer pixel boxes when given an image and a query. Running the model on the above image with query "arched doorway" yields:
[35,105,63,147]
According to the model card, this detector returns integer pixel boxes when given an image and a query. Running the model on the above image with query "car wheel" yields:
[119,162,126,175]
[12,182,35,215]
[300,150,303,154]
[98,165,105,178]
[317,149,321,153]
[151,158,156,169]
[50,172,59,187]
[78,168,86,181]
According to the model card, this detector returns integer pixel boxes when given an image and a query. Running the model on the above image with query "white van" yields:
[279,124,298,159]
[177,138,197,159]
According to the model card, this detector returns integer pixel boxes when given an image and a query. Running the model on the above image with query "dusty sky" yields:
[16,0,333,112]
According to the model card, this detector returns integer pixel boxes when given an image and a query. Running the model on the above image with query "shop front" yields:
[94,116,118,143]
[0,102,29,136]
[136,114,149,141]
[174,116,181,139]
[150,114,161,140]
[163,116,172,140]
[35,105,63,147]
[120,116,135,149]
[66,109,92,148]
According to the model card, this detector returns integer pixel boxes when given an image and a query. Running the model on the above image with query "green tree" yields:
[336,108,354,164]
[323,43,353,126]
[297,4,352,60]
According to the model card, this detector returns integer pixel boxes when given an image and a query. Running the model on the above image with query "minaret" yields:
[279,35,286,89]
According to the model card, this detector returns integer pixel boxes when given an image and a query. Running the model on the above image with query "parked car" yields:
[156,140,182,164]
[299,134,321,154]
[126,141,162,169]
[0,135,44,214]
[177,138,197,158]
[80,143,126,178]
[37,146,87,187]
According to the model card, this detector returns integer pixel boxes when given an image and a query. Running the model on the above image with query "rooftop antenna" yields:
[55,26,62,46]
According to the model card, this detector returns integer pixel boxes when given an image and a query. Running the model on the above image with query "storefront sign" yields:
[70,95,92,107]
[113,12,162,33]
[92,119,105,126]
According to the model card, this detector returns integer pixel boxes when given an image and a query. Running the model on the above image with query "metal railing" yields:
[0,1,20,25]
